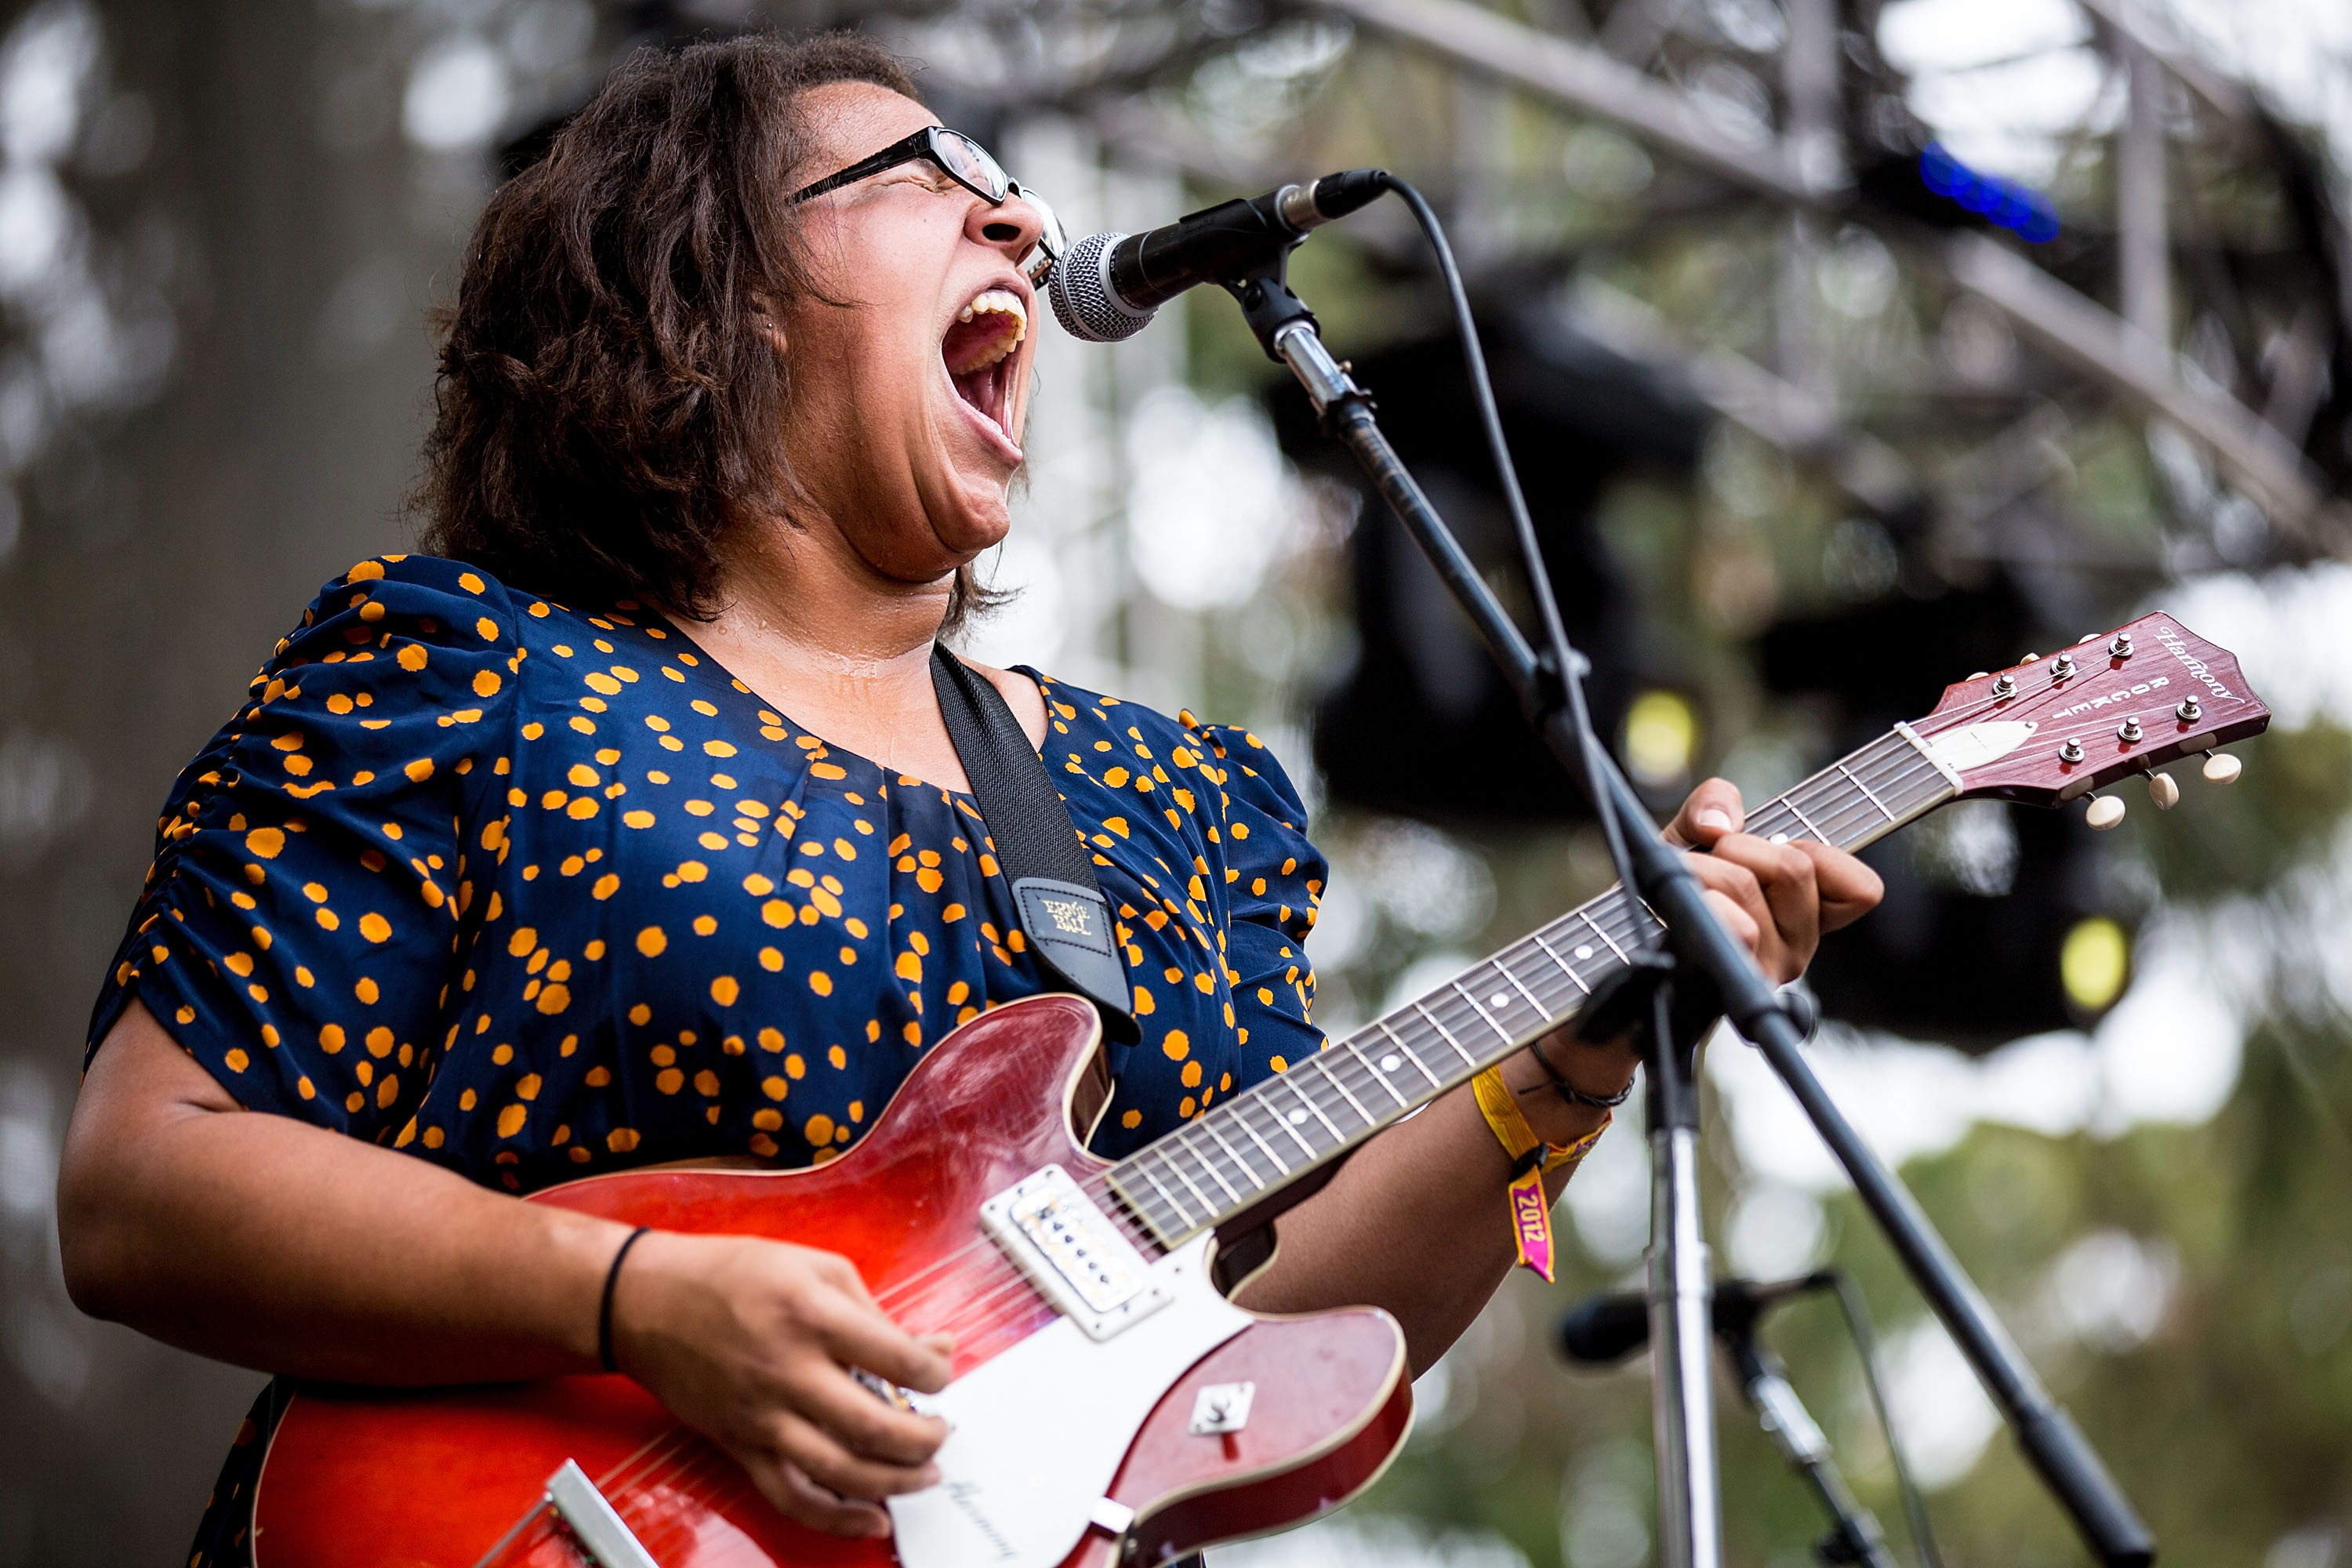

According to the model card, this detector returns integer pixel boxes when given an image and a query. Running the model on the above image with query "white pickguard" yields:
[886,1234,1248,1568]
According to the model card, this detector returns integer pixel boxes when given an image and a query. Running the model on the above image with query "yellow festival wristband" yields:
[1472,1065,1610,1282]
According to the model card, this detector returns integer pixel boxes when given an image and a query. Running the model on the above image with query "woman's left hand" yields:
[1662,776,1884,983]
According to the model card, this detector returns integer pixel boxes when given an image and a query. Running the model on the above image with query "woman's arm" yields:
[1235,782,1883,1371]
[60,1000,953,1538]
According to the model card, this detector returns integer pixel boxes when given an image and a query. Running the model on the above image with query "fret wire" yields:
[1530,931,1594,994]
[1317,1052,1378,1124]
[1422,987,1493,1051]
[1229,1102,1294,1177]
[1279,1069,1348,1144]
[1496,955,1548,1014]
[1778,733,1910,808]
[1341,1038,1411,1106]
[1759,757,1936,847]
[1196,1118,1267,1194]
[1152,1143,1221,1217]
[1470,964,1535,1028]
[1755,793,1853,846]
[1578,909,1632,963]
[1412,999,1479,1066]
[1375,1019,1446,1088]
[1127,1160,1193,1234]
[1837,743,1943,803]
[1864,754,1953,811]
[1263,1081,1323,1157]
[1498,950,1581,1026]
[1753,738,1914,837]
[1170,1127,1247,1206]
[1780,794,1831,841]
[1794,757,1947,845]
[1581,900,1643,950]
[1806,747,1919,818]
[1450,978,1514,1047]
[1819,787,1904,840]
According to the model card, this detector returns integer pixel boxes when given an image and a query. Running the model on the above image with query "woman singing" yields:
[56,31,1879,1565]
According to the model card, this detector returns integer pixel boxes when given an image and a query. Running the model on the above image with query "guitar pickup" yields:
[979,1165,1172,1341]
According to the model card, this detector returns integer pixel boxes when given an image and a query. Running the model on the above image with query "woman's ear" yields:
[751,303,787,354]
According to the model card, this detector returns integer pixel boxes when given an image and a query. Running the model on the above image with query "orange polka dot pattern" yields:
[89,555,1326,1196]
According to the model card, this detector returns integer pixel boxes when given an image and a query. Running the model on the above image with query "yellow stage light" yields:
[2060,916,2129,1013]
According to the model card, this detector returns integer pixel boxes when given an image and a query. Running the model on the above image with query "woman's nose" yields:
[967,191,1045,259]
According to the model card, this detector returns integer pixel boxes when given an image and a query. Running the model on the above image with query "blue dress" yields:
[88,554,1328,1563]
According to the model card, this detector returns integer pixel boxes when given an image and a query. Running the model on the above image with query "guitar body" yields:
[249,995,1412,1567]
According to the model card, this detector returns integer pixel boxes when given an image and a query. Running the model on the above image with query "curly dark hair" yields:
[418,31,989,624]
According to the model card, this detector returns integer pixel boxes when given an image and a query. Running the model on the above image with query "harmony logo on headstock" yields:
[1909,613,2270,829]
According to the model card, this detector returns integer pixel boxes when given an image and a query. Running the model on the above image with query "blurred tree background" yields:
[0,0,2347,1563]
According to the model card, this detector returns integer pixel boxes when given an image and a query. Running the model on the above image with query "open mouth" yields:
[942,286,1026,445]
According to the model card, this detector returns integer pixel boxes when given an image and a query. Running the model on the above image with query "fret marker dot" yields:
[1574,944,1595,960]
[1769,832,1791,845]
[1490,993,1509,1009]
[1288,1108,1310,1125]
[1380,1054,1402,1073]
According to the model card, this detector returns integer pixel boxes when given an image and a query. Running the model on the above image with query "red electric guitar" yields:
[249,613,2266,1567]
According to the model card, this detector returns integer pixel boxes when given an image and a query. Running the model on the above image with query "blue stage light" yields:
[1920,143,2060,242]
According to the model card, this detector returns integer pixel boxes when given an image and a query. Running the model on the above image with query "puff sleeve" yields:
[1195,724,1329,1088]
[88,557,522,1143]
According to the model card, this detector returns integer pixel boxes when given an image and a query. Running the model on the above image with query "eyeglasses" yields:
[788,125,1067,288]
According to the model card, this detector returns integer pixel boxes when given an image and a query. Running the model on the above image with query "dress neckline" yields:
[618,603,1051,804]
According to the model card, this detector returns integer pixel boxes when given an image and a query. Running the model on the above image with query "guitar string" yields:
[510,681,2184,1527]
[572,737,1952,1379]
[572,757,1957,1518]
[850,741,1958,1338]
[847,732,1951,1324]
[1113,741,1962,1236]
[575,666,2177,1384]
[540,736,1971,1522]
[975,740,1945,1254]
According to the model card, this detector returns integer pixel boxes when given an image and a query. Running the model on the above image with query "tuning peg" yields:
[2202,751,2242,785]
[2085,794,2126,830]
[2147,771,2180,810]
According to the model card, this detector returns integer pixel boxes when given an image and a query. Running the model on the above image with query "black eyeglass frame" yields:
[787,125,1065,285]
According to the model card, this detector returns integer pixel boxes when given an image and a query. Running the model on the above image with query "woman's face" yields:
[775,83,1050,597]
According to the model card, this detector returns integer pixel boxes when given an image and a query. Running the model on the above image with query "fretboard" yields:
[1107,724,1960,1245]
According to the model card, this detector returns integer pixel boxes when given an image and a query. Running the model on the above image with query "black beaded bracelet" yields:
[598,1226,653,1374]
[1522,1039,1637,1111]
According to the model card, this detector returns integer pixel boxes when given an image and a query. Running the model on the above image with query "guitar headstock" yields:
[1907,612,2270,822]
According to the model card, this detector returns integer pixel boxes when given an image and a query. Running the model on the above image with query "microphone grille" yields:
[1048,231,1156,343]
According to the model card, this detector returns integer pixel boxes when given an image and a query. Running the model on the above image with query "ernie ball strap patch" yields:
[1013,876,1129,1025]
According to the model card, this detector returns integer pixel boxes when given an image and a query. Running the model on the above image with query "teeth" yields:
[945,288,1029,376]
[968,288,1026,327]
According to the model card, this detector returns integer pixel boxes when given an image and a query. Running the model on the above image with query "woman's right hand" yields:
[609,1229,955,1538]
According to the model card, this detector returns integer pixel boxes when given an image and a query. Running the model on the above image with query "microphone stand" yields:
[1214,238,2154,1567]
[1721,1324,1896,1568]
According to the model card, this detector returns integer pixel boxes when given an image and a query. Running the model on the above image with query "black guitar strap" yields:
[929,644,1139,1047]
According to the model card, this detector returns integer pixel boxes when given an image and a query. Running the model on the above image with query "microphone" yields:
[1047,169,1388,343]
[1555,1272,1835,1364]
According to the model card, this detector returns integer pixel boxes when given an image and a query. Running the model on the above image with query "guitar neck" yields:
[1108,724,1962,1247]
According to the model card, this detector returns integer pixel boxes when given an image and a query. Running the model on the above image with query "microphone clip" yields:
[1221,248,1321,365]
